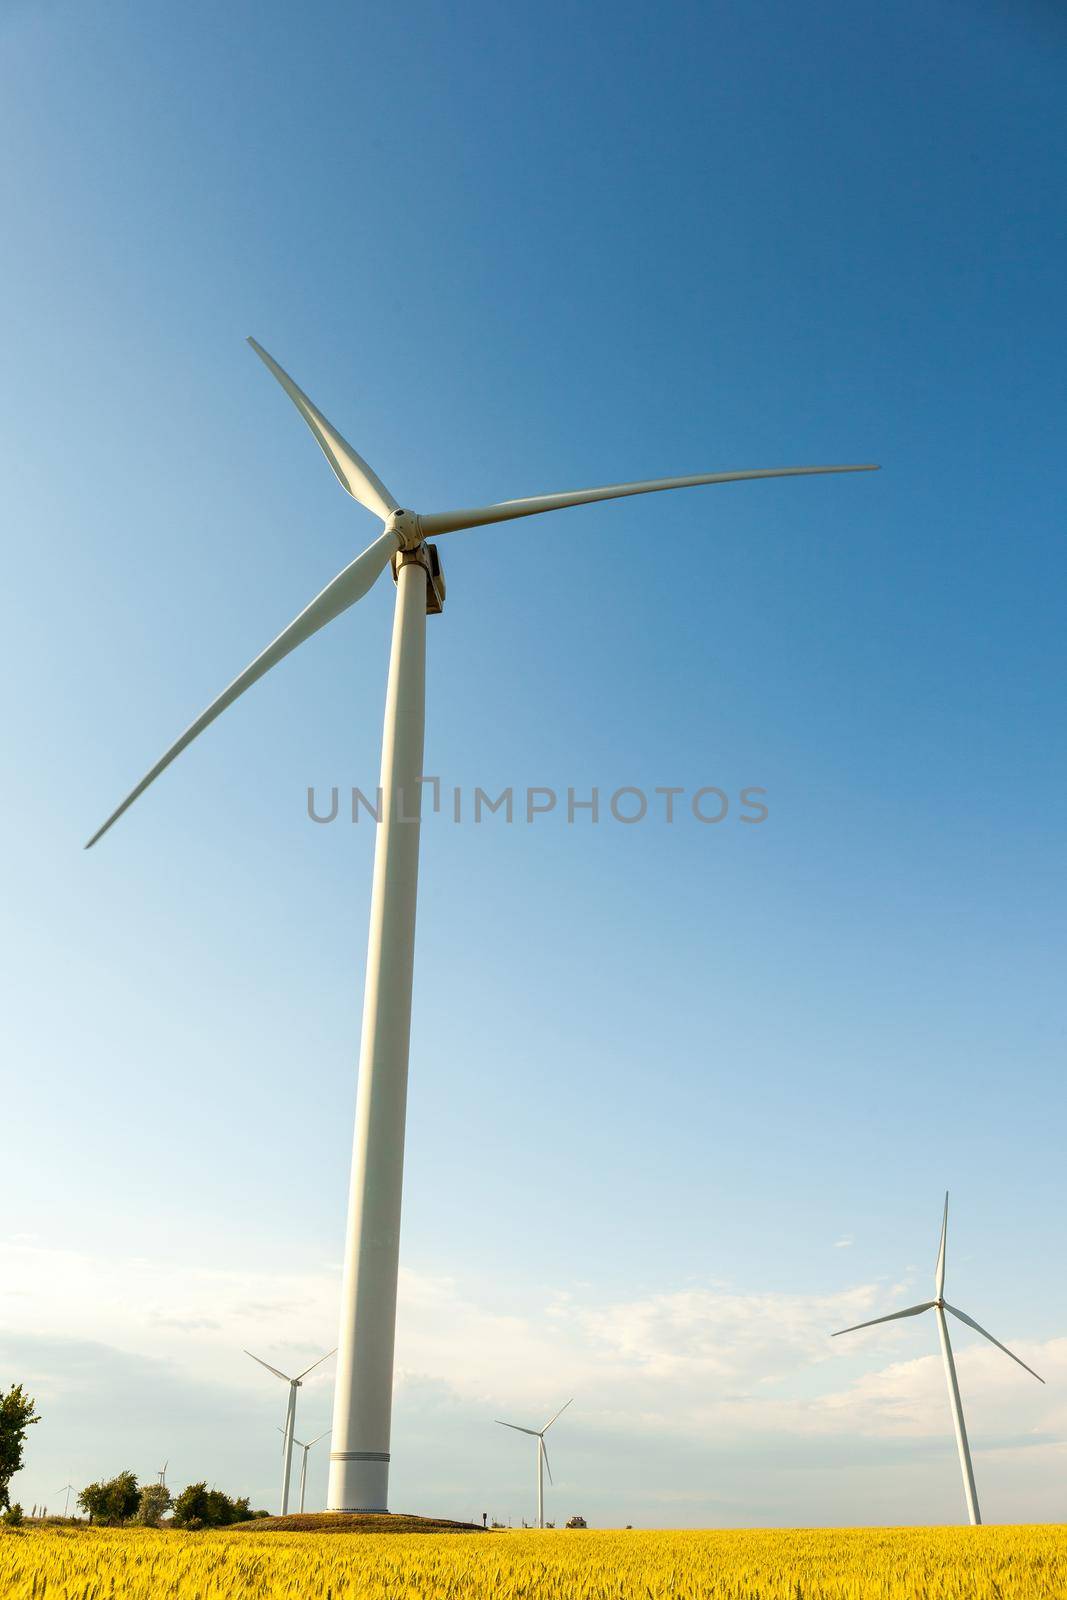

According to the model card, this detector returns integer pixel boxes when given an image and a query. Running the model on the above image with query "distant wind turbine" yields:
[156,1461,168,1488]
[246,1348,335,1514]
[56,1482,76,1518]
[86,336,878,1513]
[833,1193,1043,1524]
[496,1399,572,1528]
[277,1426,332,1513]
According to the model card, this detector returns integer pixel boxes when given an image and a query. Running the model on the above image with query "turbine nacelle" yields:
[393,539,446,614]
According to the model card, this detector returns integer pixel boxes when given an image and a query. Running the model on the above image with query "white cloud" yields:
[4,1237,1064,1524]
[815,1338,1067,1440]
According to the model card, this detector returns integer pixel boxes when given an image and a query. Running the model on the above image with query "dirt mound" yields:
[231,1512,486,1534]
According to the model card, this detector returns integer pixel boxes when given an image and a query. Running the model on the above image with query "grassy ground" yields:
[2,1522,1066,1598]
[230,1511,486,1533]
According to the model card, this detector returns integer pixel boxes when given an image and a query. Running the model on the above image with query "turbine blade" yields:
[542,1397,573,1432]
[296,1348,337,1381]
[85,530,397,848]
[832,1301,935,1336]
[540,1435,553,1486]
[247,338,399,522]
[278,1426,306,1448]
[244,1350,291,1383]
[944,1303,1045,1383]
[419,464,879,537]
[308,1429,332,1447]
[935,1192,949,1298]
[495,1421,539,1436]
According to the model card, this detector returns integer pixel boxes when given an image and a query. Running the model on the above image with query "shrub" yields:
[78,1472,140,1526]
[133,1484,172,1526]
[1,1503,23,1528]
[171,1483,252,1529]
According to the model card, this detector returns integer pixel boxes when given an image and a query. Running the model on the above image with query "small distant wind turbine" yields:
[833,1193,1043,1525]
[87,336,878,1513]
[246,1347,335,1514]
[56,1482,76,1517]
[277,1426,331,1513]
[496,1399,572,1528]
[156,1461,168,1488]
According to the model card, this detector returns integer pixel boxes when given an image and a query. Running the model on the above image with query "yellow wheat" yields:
[2,1523,1066,1600]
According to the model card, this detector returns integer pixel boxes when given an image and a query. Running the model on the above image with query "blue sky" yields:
[2,0,1065,1528]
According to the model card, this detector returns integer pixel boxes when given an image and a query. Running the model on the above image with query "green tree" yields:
[0,1386,39,1512]
[171,1481,208,1529]
[77,1471,141,1525]
[202,1489,235,1527]
[77,1482,106,1523]
[171,1482,253,1529]
[133,1483,172,1526]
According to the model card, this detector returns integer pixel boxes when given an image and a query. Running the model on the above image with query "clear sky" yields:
[2,0,1065,1529]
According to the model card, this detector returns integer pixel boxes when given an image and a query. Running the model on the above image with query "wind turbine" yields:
[278,1426,332,1513]
[56,1482,76,1518]
[245,1347,335,1514]
[86,336,878,1513]
[156,1461,168,1488]
[833,1193,1044,1525]
[496,1399,572,1528]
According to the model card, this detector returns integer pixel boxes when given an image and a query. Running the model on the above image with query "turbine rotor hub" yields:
[387,508,423,551]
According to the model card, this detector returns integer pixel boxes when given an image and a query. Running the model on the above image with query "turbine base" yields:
[328,1454,390,1517]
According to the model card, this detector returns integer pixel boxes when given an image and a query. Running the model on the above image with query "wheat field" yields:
[2,1524,1066,1599]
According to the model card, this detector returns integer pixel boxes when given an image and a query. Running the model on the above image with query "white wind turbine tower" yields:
[245,1348,335,1514]
[56,1482,76,1518]
[278,1426,332,1513]
[833,1193,1044,1525]
[86,337,878,1513]
[156,1461,168,1488]
[496,1399,572,1528]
